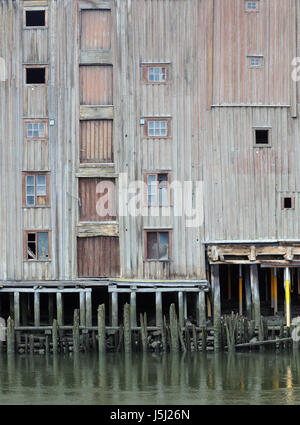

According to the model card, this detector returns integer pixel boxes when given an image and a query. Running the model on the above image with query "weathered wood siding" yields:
[79,177,116,221]
[80,65,113,105]
[80,119,113,163]
[77,236,120,277]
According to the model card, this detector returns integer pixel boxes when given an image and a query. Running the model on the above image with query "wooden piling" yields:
[140,313,147,353]
[98,304,106,354]
[178,323,186,352]
[245,267,252,320]
[212,265,221,351]
[162,316,167,352]
[197,291,206,327]
[48,294,54,324]
[79,291,86,327]
[45,335,49,355]
[185,326,191,351]
[52,319,58,354]
[116,325,124,352]
[274,268,278,314]
[169,303,179,352]
[29,334,34,355]
[34,292,40,327]
[239,265,243,316]
[111,292,118,327]
[56,293,63,327]
[130,291,137,328]
[178,292,184,328]
[73,309,80,353]
[85,291,92,327]
[155,291,163,327]
[250,264,261,327]
[284,267,291,328]
[192,324,198,352]
[123,303,131,353]
[201,327,207,352]
[6,317,15,354]
[14,292,20,328]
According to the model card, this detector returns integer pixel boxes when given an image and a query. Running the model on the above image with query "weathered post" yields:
[14,292,20,328]
[52,319,58,354]
[98,304,106,354]
[192,324,198,352]
[123,303,131,353]
[79,291,86,327]
[161,315,167,352]
[197,291,206,327]
[239,265,243,316]
[29,334,34,355]
[245,267,252,320]
[250,264,261,327]
[73,309,80,353]
[34,292,40,327]
[178,292,184,328]
[284,267,291,329]
[85,291,92,328]
[169,303,179,352]
[6,317,15,354]
[140,313,147,353]
[212,265,221,352]
[56,292,63,326]
[156,291,163,327]
[130,290,137,328]
[111,291,118,327]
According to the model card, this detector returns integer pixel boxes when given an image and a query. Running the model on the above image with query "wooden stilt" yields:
[250,264,261,327]
[52,319,58,354]
[197,291,206,327]
[98,304,106,354]
[7,317,15,354]
[34,292,40,327]
[140,313,147,353]
[183,293,188,322]
[238,265,243,316]
[155,291,163,327]
[212,265,221,352]
[284,267,291,328]
[14,292,20,328]
[79,291,86,327]
[245,266,252,319]
[111,292,118,327]
[56,293,63,326]
[274,268,278,314]
[178,291,184,328]
[271,269,274,309]
[123,303,131,353]
[73,309,80,353]
[9,294,14,320]
[130,290,137,328]
[169,303,179,352]
[85,291,92,327]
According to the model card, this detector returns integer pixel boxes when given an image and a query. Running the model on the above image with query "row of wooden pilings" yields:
[3,303,297,355]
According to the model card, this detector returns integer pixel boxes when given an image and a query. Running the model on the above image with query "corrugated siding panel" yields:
[80,9,112,50]
[79,177,116,221]
[80,65,113,105]
[77,236,120,277]
[80,119,113,163]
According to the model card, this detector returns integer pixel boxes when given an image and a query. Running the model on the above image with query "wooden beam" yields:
[85,291,92,327]
[155,291,163,327]
[197,291,206,327]
[111,292,118,327]
[284,268,291,328]
[178,291,184,328]
[34,292,40,327]
[245,266,252,319]
[14,292,20,328]
[250,264,261,327]
[130,291,137,328]
[80,291,86,327]
[211,265,221,351]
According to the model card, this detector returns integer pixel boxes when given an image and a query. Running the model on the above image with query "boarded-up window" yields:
[80,66,113,105]
[77,236,120,277]
[79,178,116,221]
[80,120,113,163]
[80,10,112,50]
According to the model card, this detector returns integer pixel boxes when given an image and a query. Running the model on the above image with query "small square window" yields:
[145,230,171,260]
[248,56,263,68]
[25,67,47,84]
[25,9,47,27]
[25,120,48,140]
[254,128,271,146]
[144,118,171,138]
[142,64,169,84]
[245,1,259,12]
[25,231,50,261]
[282,197,295,210]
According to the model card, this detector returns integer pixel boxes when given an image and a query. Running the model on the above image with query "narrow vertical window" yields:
[23,173,50,207]
[146,173,170,206]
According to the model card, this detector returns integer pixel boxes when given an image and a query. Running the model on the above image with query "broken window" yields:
[23,173,49,207]
[25,10,46,27]
[146,231,170,260]
[147,173,169,206]
[145,119,170,138]
[25,231,49,261]
[26,67,46,84]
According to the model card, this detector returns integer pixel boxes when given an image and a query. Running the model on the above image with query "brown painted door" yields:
[77,236,120,277]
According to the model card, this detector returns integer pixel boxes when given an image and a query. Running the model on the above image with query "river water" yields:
[0,352,300,405]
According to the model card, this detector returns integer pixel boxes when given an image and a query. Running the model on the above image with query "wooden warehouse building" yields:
[0,0,299,335]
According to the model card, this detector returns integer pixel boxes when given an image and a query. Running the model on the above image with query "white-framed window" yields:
[148,67,167,83]
[27,122,45,138]
[245,1,259,12]
[147,120,168,137]
[248,56,264,68]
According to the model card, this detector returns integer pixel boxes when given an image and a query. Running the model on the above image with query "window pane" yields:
[158,232,169,260]
[158,174,168,206]
[147,174,157,205]
[147,232,158,259]
[26,185,35,195]
[27,233,36,260]
[38,232,49,260]
[26,196,35,206]
[26,175,34,185]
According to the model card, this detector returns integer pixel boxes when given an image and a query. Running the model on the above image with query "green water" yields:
[0,352,300,405]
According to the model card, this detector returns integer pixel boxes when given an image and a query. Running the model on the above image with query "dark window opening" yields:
[255,129,269,145]
[283,197,293,209]
[146,231,170,260]
[26,68,46,84]
[26,10,45,27]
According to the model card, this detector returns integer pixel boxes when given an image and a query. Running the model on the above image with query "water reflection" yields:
[0,352,300,404]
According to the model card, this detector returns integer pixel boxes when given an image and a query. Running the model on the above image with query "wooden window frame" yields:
[281,197,295,210]
[142,64,169,85]
[23,7,49,29]
[253,127,272,147]
[144,229,172,262]
[22,172,50,208]
[24,119,48,141]
[143,117,171,139]
[24,230,51,262]
[144,171,171,207]
[248,56,264,69]
[24,65,48,86]
[245,0,260,12]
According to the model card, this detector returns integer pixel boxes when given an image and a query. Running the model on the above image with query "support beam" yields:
[238,264,243,316]
[274,268,278,314]
[111,292,118,327]
[245,266,252,320]
[14,292,20,328]
[197,291,206,327]
[250,264,261,327]
[130,290,137,328]
[85,291,92,327]
[271,269,274,308]
[34,292,40,327]
[212,265,221,351]
[80,291,86,327]
[155,291,163,327]
[178,291,184,328]
[56,292,63,326]
[183,293,188,321]
[284,267,291,328]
